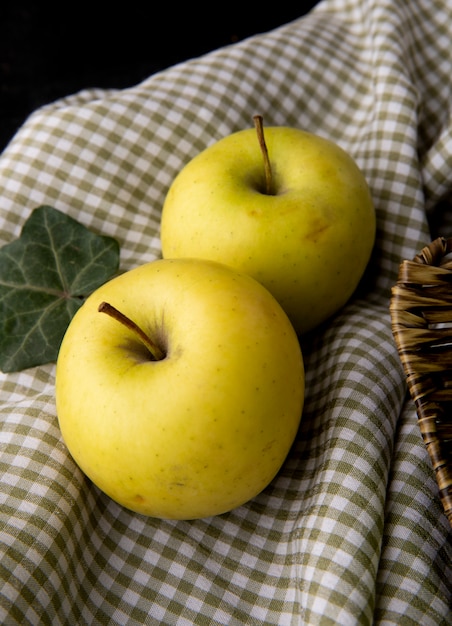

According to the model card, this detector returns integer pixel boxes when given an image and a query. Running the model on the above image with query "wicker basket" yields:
[390,236,452,528]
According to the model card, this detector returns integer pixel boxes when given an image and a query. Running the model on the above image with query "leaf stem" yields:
[98,301,165,361]
[253,114,274,195]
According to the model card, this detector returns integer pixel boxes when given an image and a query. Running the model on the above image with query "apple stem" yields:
[253,114,274,195]
[98,301,165,361]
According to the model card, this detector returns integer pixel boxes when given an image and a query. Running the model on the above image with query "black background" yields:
[1,2,320,152]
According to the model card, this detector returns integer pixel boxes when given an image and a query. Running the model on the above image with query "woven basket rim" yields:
[391,236,452,529]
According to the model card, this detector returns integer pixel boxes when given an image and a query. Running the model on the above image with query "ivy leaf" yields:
[0,205,120,373]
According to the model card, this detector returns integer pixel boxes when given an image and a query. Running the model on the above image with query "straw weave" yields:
[391,237,452,528]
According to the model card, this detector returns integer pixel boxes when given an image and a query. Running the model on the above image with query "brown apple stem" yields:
[98,301,165,361]
[253,114,273,195]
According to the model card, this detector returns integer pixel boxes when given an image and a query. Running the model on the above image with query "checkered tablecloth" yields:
[1,0,451,624]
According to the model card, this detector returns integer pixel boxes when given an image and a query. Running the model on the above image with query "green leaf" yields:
[0,205,120,373]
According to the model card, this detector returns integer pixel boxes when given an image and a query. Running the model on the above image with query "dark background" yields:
[1,2,320,152]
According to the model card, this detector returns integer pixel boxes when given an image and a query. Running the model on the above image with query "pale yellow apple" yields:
[55,258,304,519]
[160,122,376,334]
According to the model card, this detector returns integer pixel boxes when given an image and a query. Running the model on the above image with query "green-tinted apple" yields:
[160,116,376,334]
[55,258,304,520]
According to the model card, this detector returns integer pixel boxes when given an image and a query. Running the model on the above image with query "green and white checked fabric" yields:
[1,0,452,624]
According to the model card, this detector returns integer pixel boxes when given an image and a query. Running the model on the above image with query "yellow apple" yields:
[55,258,304,519]
[160,117,376,335]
